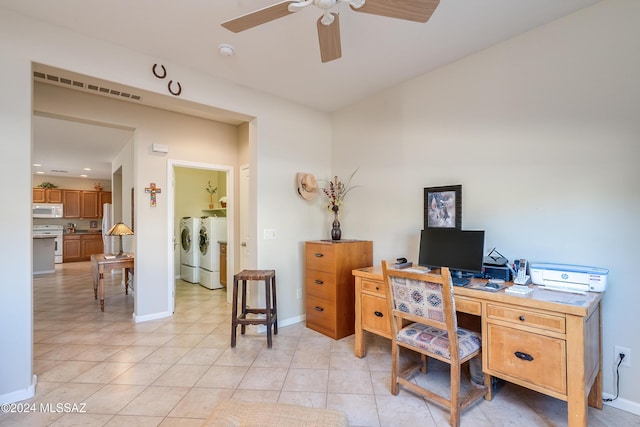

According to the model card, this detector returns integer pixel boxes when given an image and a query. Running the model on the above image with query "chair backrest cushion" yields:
[389,276,448,325]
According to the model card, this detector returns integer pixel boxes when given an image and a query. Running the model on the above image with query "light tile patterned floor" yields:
[1,261,638,426]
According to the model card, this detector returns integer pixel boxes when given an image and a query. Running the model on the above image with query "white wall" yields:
[332,0,640,410]
[0,9,331,402]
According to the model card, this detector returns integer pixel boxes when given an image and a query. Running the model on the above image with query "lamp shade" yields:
[107,222,133,256]
[107,222,134,236]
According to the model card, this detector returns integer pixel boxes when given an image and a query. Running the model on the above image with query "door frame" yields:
[166,159,235,311]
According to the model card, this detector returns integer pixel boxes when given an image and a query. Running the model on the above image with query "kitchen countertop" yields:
[65,230,103,235]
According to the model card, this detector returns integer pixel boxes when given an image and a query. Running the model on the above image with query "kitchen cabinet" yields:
[63,190,103,218]
[63,235,81,262]
[33,188,62,203]
[63,233,103,262]
[63,190,81,218]
[219,242,227,287]
[81,191,99,218]
[99,191,112,217]
[304,240,373,340]
[81,234,103,259]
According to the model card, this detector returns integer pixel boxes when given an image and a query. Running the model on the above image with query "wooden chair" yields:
[382,260,490,427]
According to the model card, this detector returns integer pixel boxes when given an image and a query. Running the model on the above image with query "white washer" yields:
[199,216,227,289]
[180,217,200,283]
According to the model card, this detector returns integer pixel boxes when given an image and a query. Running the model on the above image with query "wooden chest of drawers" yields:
[305,240,373,340]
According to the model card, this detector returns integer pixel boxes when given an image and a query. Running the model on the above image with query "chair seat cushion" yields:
[397,322,481,360]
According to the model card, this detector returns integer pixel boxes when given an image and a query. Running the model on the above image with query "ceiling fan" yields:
[221,0,440,63]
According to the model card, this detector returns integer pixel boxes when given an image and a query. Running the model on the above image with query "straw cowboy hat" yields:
[296,173,318,201]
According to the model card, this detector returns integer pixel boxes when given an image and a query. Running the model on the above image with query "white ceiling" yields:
[32,114,134,180]
[2,0,601,180]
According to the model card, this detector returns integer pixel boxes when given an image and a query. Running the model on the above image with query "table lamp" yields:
[106,222,134,257]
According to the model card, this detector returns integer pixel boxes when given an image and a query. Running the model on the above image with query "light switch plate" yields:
[263,229,276,240]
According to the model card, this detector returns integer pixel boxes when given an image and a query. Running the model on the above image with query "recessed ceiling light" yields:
[83,167,91,171]
[33,163,42,167]
[36,171,45,174]
[80,174,88,177]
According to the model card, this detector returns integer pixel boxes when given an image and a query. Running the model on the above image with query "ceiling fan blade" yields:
[317,13,342,63]
[222,1,298,33]
[351,0,440,23]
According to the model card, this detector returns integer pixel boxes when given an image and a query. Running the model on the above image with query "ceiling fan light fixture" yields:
[218,44,235,57]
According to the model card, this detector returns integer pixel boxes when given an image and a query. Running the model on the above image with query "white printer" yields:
[530,263,608,293]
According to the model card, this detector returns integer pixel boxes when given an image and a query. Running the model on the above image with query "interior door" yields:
[240,164,250,271]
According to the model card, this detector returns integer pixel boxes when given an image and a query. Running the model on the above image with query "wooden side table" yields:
[90,253,134,311]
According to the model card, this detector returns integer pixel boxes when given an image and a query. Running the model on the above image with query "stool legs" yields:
[231,275,239,348]
[231,270,278,349]
[240,279,247,335]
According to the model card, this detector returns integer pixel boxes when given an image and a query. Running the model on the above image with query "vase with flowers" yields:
[206,181,218,209]
[321,168,360,240]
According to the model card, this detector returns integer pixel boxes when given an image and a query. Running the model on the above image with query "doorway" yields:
[167,160,235,312]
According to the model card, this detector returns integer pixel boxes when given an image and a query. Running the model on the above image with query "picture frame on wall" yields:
[424,185,462,229]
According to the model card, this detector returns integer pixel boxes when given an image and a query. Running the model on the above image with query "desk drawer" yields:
[361,279,386,297]
[305,270,336,301]
[487,304,565,334]
[487,323,566,395]
[306,294,336,338]
[455,296,481,316]
[361,293,391,337]
[305,243,335,272]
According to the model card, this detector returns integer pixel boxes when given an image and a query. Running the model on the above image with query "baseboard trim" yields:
[603,393,640,416]
[0,375,37,404]
[255,315,305,334]
[133,310,172,323]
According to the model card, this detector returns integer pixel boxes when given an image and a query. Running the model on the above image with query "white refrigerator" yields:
[102,203,115,254]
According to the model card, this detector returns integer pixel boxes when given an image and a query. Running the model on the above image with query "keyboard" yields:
[452,277,470,287]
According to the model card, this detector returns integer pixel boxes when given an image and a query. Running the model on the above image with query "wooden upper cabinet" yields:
[81,191,99,218]
[63,190,81,218]
[99,192,112,218]
[33,188,62,203]
[62,190,100,218]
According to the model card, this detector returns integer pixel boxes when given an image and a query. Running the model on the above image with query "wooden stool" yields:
[231,270,278,348]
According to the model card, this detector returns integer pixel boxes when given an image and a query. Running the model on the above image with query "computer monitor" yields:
[418,228,485,275]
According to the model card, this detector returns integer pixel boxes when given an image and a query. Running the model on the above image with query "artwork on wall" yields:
[424,185,462,229]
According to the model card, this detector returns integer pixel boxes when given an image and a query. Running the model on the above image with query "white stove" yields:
[33,224,64,263]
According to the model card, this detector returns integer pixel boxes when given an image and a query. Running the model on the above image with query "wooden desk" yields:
[353,266,603,427]
[91,254,134,311]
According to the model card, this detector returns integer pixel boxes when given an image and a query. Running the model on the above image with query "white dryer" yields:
[180,217,200,283]
[199,216,227,289]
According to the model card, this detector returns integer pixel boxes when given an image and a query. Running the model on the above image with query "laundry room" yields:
[174,167,228,291]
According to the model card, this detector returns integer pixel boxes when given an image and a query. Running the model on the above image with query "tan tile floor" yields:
[1,261,638,426]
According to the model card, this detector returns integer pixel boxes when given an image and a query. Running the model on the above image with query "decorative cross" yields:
[145,183,162,207]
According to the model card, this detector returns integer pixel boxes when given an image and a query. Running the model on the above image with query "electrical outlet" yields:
[614,346,631,367]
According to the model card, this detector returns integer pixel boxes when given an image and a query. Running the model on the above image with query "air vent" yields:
[33,71,143,102]
[50,169,68,173]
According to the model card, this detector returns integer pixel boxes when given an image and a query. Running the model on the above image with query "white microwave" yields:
[33,203,63,218]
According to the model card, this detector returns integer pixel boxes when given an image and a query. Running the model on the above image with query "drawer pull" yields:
[315,280,324,285]
[514,351,534,362]
[374,311,384,317]
[314,253,324,257]
[315,306,324,312]
[519,315,525,321]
